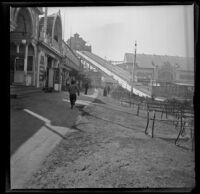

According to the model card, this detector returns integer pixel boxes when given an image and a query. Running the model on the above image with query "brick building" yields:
[67,33,91,52]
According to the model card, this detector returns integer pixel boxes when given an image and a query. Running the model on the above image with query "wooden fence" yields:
[111,90,194,151]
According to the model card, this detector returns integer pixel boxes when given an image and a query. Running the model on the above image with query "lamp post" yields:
[130,41,137,97]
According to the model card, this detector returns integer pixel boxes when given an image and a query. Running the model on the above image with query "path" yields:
[10,89,98,189]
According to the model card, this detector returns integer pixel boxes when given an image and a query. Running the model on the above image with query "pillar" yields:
[37,51,41,88]
[33,44,37,87]
[24,44,28,85]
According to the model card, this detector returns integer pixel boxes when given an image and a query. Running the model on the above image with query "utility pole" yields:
[130,41,137,97]
[43,7,48,42]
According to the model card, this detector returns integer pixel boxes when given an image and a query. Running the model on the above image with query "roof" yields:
[39,16,54,36]
[39,12,61,37]
[174,82,194,86]
[124,53,194,71]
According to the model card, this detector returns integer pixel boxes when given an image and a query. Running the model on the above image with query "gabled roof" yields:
[39,12,61,37]
[124,53,194,71]
[39,16,54,36]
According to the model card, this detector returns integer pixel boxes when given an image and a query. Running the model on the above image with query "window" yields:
[27,56,33,71]
[15,58,24,71]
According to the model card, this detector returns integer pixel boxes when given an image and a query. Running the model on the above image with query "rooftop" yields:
[124,53,194,71]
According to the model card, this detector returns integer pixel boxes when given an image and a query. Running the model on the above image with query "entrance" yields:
[45,56,54,89]
[14,57,25,83]
[15,44,25,84]
[10,8,33,85]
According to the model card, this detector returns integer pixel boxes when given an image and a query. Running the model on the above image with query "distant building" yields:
[61,40,81,89]
[121,53,194,86]
[67,33,92,52]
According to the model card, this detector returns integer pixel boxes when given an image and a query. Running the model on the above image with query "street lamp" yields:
[130,41,137,97]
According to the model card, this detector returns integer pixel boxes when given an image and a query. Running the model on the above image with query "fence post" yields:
[192,128,194,151]
[137,103,140,116]
[166,107,168,119]
[161,109,164,119]
[175,111,180,129]
[175,109,183,145]
[152,111,156,138]
[145,109,150,135]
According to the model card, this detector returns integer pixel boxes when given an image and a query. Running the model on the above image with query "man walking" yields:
[68,80,79,109]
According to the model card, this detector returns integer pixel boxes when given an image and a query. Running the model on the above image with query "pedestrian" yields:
[68,80,79,109]
[103,86,107,96]
[84,82,89,95]
[107,85,110,95]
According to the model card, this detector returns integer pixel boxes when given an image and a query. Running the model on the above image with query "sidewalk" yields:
[10,88,95,189]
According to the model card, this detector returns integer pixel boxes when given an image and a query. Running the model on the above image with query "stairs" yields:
[10,84,43,98]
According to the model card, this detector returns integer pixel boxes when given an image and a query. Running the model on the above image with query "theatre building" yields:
[38,10,63,91]
[10,7,43,86]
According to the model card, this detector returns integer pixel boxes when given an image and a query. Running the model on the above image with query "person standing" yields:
[68,80,79,109]
[107,85,110,95]
[103,86,107,96]
[84,82,89,95]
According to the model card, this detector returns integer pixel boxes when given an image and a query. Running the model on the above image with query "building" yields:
[38,9,63,91]
[10,7,43,86]
[67,33,92,52]
[121,53,194,99]
[122,53,194,86]
[10,7,82,92]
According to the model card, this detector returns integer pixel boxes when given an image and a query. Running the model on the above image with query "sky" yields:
[46,5,194,61]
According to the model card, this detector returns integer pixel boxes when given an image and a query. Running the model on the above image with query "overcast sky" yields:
[47,5,194,61]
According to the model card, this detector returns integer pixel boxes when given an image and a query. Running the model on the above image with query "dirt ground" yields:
[23,93,195,189]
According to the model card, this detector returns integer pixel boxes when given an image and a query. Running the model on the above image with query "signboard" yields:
[39,65,45,81]
[48,69,54,87]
